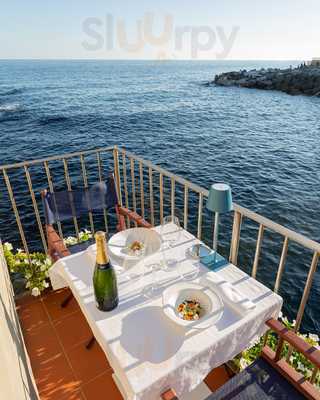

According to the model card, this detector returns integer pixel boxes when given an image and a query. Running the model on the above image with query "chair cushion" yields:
[207,358,306,400]
[68,239,95,255]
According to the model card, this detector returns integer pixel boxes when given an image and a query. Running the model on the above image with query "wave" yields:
[0,88,24,96]
[0,103,21,112]
[38,115,69,125]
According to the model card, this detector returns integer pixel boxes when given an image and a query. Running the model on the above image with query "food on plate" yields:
[177,299,202,321]
[128,240,144,255]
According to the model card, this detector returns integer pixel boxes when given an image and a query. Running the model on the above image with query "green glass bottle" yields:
[93,231,119,312]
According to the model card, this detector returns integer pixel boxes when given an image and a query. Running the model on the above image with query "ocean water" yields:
[0,60,319,332]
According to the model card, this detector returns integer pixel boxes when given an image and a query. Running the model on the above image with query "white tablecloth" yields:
[49,226,282,400]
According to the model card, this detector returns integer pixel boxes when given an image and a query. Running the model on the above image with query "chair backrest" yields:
[42,175,118,225]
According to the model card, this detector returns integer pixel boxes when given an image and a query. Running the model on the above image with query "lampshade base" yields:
[200,251,228,272]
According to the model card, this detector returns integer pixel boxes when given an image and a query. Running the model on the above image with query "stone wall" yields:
[0,241,39,400]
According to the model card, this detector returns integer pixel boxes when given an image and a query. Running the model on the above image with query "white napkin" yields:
[203,272,256,315]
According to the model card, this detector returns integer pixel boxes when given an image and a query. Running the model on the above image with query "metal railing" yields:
[0,145,319,335]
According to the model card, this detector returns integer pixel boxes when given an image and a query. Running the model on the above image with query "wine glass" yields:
[160,216,182,248]
[160,216,182,272]
[142,263,161,298]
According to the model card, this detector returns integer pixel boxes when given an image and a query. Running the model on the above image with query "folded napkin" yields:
[203,272,256,315]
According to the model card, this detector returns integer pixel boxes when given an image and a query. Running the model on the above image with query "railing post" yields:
[229,211,242,265]
[96,152,109,233]
[130,157,137,227]
[274,237,289,293]
[80,155,95,234]
[113,146,122,206]
[159,173,164,224]
[252,224,264,278]
[130,157,137,213]
[197,193,203,240]
[139,161,145,219]
[171,177,175,219]
[24,166,48,253]
[184,185,188,230]
[121,150,129,227]
[149,167,154,226]
[3,169,31,262]
[295,251,319,331]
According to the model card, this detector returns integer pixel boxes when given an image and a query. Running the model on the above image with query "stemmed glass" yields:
[160,216,182,248]
[142,263,161,298]
[160,216,182,271]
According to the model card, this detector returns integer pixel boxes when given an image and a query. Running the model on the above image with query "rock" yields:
[213,65,320,96]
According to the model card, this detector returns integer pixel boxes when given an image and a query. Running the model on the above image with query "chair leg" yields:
[60,293,74,308]
[86,336,96,350]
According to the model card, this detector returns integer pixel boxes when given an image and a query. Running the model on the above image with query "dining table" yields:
[49,223,283,400]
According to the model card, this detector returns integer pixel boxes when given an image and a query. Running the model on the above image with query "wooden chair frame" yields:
[161,318,320,400]
[43,203,152,263]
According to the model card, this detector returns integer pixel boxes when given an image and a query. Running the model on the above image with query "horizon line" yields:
[0,58,305,62]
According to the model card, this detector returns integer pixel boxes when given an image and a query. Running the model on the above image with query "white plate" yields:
[162,282,224,328]
[107,227,162,261]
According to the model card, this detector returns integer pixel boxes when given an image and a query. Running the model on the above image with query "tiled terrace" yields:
[16,288,230,400]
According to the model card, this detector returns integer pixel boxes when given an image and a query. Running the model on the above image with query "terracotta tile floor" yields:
[17,288,230,400]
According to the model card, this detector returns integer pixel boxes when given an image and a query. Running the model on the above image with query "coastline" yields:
[214,65,320,96]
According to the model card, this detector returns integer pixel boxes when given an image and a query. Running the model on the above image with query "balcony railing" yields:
[0,145,319,336]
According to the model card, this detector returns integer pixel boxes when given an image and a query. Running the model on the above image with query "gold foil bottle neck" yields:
[95,231,109,265]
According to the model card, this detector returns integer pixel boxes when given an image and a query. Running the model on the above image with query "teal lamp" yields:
[206,183,233,253]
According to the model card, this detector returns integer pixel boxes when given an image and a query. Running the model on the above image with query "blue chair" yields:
[41,174,151,313]
[41,174,151,263]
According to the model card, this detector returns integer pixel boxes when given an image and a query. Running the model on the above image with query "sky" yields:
[1,0,319,60]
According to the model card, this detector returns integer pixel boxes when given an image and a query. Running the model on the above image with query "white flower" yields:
[25,273,31,279]
[289,356,294,363]
[44,281,49,288]
[45,258,51,266]
[239,358,249,370]
[297,362,306,372]
[26,282,30,288]
[4,242,13,251]
[309,334,319,343]
[40,265,46,272]
[31,287,40,297]
[17,248,23,253]
[292,319,296,327]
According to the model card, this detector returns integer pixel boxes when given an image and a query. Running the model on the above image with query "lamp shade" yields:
[206,183,233,213]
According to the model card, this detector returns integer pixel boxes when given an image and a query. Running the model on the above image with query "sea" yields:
[0,60,319,333]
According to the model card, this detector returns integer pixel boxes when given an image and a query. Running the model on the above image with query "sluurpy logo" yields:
[82,13,239,59]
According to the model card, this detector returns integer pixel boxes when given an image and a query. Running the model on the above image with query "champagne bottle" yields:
[93,231,119,312]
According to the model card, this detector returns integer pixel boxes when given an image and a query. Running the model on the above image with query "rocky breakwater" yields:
[214,66,320,96]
